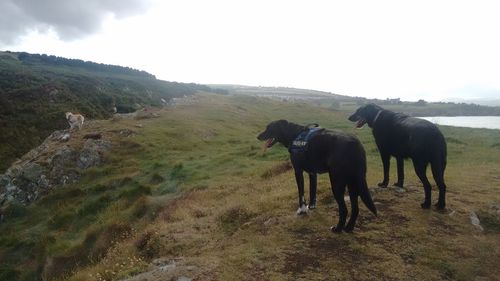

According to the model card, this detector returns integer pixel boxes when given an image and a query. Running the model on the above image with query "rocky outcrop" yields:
[0,130,111,207]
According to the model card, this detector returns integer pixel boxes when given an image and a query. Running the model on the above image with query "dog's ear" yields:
[367,103,382,111]
[306,123,319,128]
[268,120,287,130]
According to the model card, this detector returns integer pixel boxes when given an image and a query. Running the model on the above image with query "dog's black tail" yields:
[359,178,377,216]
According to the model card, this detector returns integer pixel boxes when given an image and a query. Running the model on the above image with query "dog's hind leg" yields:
[394,156,404,187]
[412,160,432,209]
[329,171,347,233]
[344,184,359,232]
[431,159,446,210]
[308,173,317,209]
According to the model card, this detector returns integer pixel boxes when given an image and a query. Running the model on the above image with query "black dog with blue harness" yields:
[257,120,377,233]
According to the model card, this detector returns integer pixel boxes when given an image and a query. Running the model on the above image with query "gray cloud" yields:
[0,0,151,45]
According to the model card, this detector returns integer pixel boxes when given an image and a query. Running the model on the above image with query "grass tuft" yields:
[219,206,255,235]
[477,210,500,232]
[134,231,161,259]
[149,173,165,184]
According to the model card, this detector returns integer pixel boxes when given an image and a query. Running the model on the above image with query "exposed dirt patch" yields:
[261,161,293,179]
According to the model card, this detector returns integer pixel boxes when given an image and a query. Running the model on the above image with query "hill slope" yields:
[0,51,214,171]
[1,94,499,280]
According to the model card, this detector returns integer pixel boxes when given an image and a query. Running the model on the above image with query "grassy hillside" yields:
[1,94,499,280]
[0,51,214,172]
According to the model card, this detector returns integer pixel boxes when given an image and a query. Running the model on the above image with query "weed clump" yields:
[0,202,27,219]
[119,184,151,200]
[134,231,161,259]
[0,265,18,281]
[170,162,187,180]
[149,173,165,184]
[219,206,255,235]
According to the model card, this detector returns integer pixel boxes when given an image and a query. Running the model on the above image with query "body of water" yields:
[419,116,500,130]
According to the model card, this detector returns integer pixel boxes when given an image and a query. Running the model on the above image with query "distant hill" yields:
[213,84,500,117]
[209,84,360,101]
[0,51,215,171]
[442,97,500,107]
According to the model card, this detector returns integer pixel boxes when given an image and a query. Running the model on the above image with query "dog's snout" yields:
[257,132,265,141]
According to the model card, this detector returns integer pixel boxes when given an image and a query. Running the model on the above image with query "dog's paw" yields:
[435,202,446,210]
[344,225,355,233]
[421,202,431,209]
[296,205,308,215]
[393,182,404,188]
[307,203,316,210]
[330,226,343,233]
[377,182,388,188]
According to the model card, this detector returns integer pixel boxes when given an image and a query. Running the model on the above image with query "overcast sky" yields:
[1,0,500,101]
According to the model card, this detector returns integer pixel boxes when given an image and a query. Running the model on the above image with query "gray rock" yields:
[77,140,111,169]
[159,261,176,272]
[491,203,500,213]
[177,277,192,281]
[448,209,456,216]
[21,163,45,182]
[469,211,484,231]
[263,218,274,225]
[0,174,11,187]
[49,146,78,182]
[395,187,406,193]
[152,258,170,267]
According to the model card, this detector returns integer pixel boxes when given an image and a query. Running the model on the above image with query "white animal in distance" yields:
[65,112,84,130]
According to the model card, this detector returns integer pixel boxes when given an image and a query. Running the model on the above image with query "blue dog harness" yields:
[289,127,322,154]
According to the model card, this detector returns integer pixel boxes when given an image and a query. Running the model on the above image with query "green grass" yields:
[1,93,500,280]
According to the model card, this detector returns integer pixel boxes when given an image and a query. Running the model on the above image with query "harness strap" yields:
[289,127,321,153]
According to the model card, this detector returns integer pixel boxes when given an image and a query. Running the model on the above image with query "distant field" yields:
[1,93,499,280]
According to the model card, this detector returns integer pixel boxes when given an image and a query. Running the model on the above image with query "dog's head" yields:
[65,112,72,120]
[348,104,383,128]
[257,120,289,149]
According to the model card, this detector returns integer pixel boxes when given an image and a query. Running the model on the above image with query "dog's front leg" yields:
[378,152,390,187]
[394,156,404,187]
[308,173,317,209]
[294,169,308,215]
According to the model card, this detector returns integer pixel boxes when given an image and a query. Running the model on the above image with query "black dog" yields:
[348,104,447,209]
[257,120,377,233]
